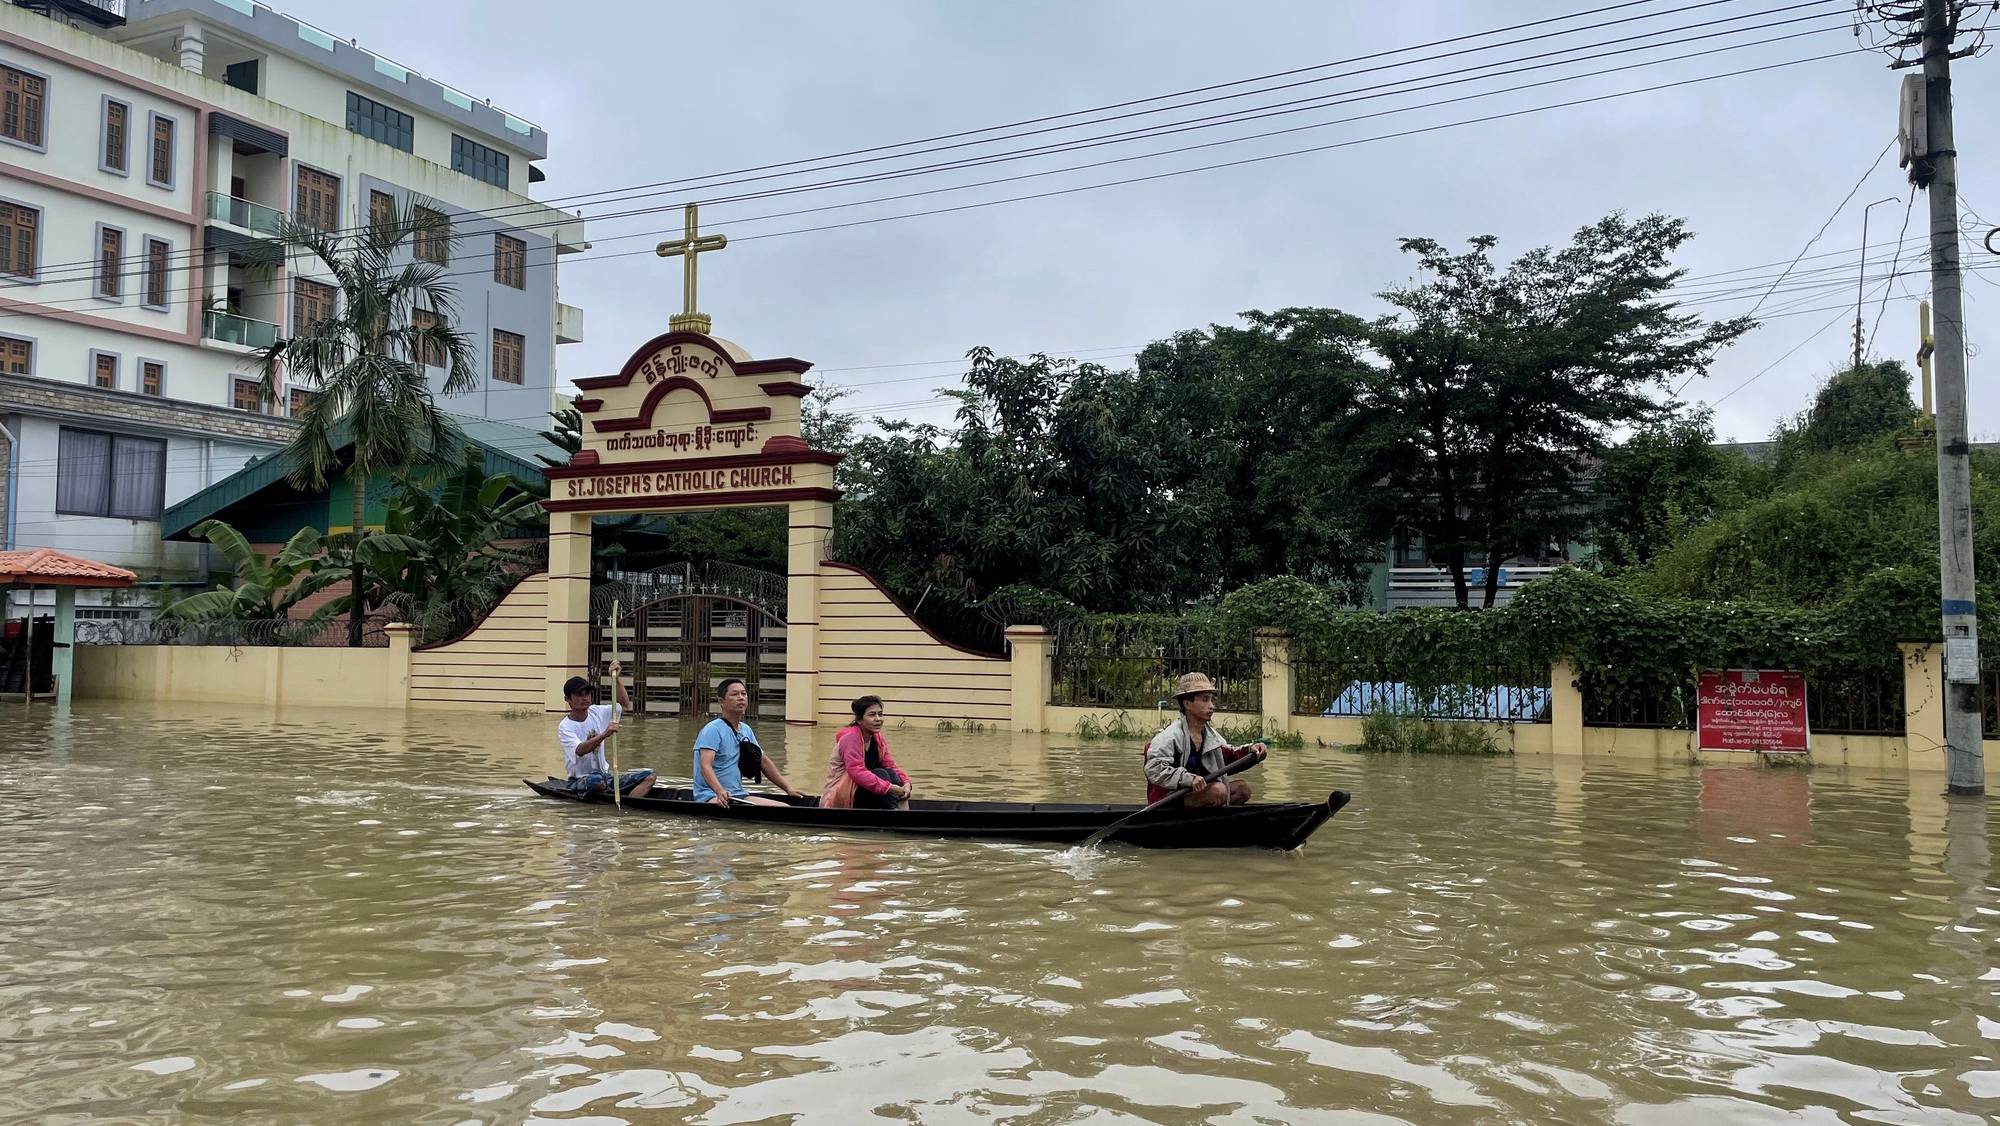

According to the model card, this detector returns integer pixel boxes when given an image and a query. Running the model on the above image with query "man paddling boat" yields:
[694,678,803,808]
[558,662,656,799]
[1144,672,1267,806]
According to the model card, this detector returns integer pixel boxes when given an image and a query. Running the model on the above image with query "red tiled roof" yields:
[0,548,138,587]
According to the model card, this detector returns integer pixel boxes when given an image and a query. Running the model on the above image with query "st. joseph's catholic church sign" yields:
[542,205,839,514]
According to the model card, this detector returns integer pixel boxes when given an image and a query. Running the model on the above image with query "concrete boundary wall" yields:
[73,582,2000,779]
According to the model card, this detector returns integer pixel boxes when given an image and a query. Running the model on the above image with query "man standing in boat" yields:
[558,661,656,799]
[694,677,804,808]
[1144,672,1266,806]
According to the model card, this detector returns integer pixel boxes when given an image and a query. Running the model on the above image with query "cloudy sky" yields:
[278,0,2000,443]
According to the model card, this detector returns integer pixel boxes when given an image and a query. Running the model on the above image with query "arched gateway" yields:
[541,326,838,725]
[537,205,1010,729]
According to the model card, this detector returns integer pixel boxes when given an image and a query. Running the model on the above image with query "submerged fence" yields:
[1580,665,1906,736]
[1048,618,1260,712]
[1293,653,1552,723]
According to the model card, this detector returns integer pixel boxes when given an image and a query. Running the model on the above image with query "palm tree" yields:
[251,199,479,646]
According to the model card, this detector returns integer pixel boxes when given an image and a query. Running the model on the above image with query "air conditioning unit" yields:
[1899,73,1930,185]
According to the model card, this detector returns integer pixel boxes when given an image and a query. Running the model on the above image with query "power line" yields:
[0,40,1867,326]
[12,0,1808,283]
[1865,187,1919,354]
[1671,132,1896,396]
[7,3,1849,289]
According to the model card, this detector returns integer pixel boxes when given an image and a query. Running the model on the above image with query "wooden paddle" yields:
[1080,751,1264,850]
[608,599,621,813]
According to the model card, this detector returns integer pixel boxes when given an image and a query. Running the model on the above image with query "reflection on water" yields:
[0,701,1995,1123]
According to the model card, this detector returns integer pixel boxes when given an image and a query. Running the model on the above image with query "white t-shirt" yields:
[558,703,617,778]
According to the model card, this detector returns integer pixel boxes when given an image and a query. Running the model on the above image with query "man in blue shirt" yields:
[693,677,803,807]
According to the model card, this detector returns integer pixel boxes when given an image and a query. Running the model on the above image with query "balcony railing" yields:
[203,310,279,349]
[12,0,127,28]
[206,191,285,237]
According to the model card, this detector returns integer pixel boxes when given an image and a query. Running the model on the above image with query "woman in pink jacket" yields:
[821,695,913,810]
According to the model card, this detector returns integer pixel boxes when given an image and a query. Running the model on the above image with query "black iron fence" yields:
[1982,667,2000,740]
[1049,618,1259,712]
[1294,656,1551,723]
[1582,666,1905,736]
[74,617,391,647]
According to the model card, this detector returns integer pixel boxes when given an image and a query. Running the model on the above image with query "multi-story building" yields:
[0,0,585,607]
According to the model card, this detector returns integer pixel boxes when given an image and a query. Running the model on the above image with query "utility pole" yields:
[1893,0,1984,793]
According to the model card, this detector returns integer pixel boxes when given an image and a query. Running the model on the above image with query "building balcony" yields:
[556,301,583,344]
[206,192,285,238]
[9,0,125,28]
[202,310,279,350]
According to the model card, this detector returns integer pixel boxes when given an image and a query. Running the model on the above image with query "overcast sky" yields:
[280,0,2000,444]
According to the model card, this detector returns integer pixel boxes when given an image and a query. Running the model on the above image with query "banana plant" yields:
[163,521,347,621]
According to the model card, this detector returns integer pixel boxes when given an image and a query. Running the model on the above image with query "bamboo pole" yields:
[609,599,622,812]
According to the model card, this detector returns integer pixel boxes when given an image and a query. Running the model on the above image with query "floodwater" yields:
[1,703,1997,1125]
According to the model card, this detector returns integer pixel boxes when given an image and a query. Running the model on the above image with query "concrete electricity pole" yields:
[1897,0,1984,793]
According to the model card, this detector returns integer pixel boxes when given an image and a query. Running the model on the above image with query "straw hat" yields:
[1173,672,1217,698]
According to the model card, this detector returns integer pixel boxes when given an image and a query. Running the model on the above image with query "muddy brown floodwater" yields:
[1,700,1996,1123]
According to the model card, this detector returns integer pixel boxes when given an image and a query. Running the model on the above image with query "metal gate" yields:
[590,595,786,721]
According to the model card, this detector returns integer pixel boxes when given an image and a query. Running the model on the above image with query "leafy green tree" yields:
[1589,410,1749,571]
[252,199,479,646]
[1769,359,1920,476]
[832,319,1379,612]
[163,521,344,621]
[366,454,546,641]
[1362,214,1753,607]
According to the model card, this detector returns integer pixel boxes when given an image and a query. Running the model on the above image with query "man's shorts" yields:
[564,768,655,797]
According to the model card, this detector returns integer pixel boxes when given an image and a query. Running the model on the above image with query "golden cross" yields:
[656,203,727,333]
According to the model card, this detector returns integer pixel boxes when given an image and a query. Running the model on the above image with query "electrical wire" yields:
[7,0,1850,286]
[1,40,1868,324]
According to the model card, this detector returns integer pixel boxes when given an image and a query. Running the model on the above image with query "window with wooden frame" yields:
[413,206,449,266]
[294,167,340,230]
[102,99,129,174]
[412,308,446,367]
[491,328,524,385]
[1,66,46,149]
[97,227,123,299]
[140,360,163,397]
[288,386,319,416]
[0,336,31,375]
[143,238,170,310]
[369,189,394,232]
[231,378,262,412]
[292,277,336,333]
[493,233,526,289]
[147,113,175,188]
[0,201,37,280]
[92,352,117,389]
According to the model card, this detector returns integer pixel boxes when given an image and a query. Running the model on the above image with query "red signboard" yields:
[1696,669,1810,753]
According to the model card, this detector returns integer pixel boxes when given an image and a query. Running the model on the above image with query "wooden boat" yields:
[523,779,1350,851]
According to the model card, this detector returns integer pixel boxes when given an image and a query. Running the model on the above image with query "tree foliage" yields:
[1588,410,1750,572]
[833,314,1381,613]
[1362,215,1752,607]
[163,522,346,621]
[366,454,548,641]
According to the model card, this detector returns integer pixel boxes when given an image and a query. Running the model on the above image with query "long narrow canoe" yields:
[523,779,1350,851]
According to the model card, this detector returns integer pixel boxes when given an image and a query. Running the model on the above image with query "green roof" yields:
[160,414,563,541]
